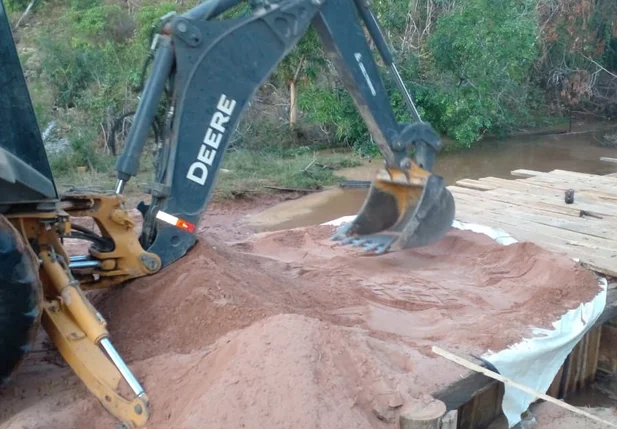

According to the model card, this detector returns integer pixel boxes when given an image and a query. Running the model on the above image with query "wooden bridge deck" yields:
[436,168,617,427]
[449,168,617,278]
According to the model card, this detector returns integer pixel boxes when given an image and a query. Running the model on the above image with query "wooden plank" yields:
[552,169,617,182]
[525,179,617,199]
[488,177,617,200]
[572,334,588,393]
[465,177,617,207]
[580,261,617,279]
[453,220,617,275]
[453,204,617,277]
[547,365,565,398]
[598,325,617,374]
[538,169,617,186]
[476,179,617,210]
[510,169,546,178]
[551,169,611,179]
[453,167,617,273]
[508,168,617,186]
[453,195,617,252]
[499,209,617,242]
[451,186,617,222]
[460,382,504,429]
[563,338,581,397]
[523,177,617,201]
[453,194,617,244]
[454,179,495,191]
[587,326,602,384]
[451,184,617,219]
[540,170,617,189]
[481,175,617,202]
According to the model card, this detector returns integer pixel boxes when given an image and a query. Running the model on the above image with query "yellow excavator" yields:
[0,0,455,427]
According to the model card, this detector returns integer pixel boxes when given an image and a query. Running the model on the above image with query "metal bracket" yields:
[172,17,203,47]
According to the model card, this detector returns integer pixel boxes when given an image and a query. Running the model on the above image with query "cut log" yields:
[399,397,446,429]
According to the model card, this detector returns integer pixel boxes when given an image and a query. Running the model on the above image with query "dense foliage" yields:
[6,0,617,170]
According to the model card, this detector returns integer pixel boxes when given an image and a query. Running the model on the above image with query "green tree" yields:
[422,0,539,146]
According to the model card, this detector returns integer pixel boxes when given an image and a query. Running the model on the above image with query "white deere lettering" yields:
[187,94,237,185]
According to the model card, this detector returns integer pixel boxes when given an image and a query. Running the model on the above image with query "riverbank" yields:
[49,117,617,206]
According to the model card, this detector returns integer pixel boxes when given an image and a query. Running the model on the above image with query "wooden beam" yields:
[453,179,495,191]
[510,169,546,178]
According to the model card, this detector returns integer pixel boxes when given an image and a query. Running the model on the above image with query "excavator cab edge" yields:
[0,1,57,208]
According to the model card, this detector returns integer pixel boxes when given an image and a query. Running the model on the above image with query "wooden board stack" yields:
[449,168,617,278]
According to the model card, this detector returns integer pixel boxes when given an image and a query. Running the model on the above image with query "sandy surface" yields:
[0,202,604,429]
[528,401,617,429]
[230,225,601,355]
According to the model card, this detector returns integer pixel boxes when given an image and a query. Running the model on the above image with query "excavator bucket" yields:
[331,162,455,254]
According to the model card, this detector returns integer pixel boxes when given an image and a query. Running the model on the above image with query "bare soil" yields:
[0,195,604,429]
[520,401,617,429]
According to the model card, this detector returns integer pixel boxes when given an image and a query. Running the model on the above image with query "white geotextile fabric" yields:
[322,216,608,427]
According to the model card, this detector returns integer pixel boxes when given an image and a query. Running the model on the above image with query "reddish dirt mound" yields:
[0,224,602,429]
[1,314,454,429]
[229,225,600,354]
[90,228,363,362]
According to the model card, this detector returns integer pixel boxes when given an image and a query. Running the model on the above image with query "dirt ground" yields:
[0,194,607,429]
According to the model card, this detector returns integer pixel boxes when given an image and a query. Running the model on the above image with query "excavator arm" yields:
[113,0,455,268]
[0,0,454,427]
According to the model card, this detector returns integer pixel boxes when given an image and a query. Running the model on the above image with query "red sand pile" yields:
[229,225,600,354]
[0,224,602,429]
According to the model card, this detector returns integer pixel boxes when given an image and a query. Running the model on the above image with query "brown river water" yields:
[244,121,617,231]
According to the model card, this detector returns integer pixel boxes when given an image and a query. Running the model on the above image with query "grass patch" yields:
[50,165,152,195]
[48,147,363,200]
[213,149,363,200]
[49,150,155,195]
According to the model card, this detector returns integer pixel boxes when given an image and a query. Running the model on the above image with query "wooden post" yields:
[399,397,446,429]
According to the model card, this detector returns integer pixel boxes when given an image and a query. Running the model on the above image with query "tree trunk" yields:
[289,55,306,130]
[289,79,297,129]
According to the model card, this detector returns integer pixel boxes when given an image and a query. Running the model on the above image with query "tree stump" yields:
[399,397,447,429]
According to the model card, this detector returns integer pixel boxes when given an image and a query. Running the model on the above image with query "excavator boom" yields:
[114,0,455,267]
